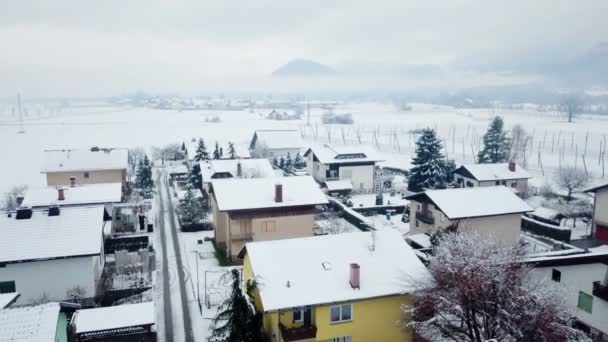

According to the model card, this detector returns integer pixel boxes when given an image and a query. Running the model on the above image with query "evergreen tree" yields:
[478,116,510,163]
[219,147,224,158]
[272,157,278,167]
[284,153,293,172]
[189,163,202,191]
[227,142,237,159]
[213,141,221,160]
[294,152,304,168]
[279,156,285,169]
[194,138,209,162]
[135,155,154,197]
[407,128,448,192]
[177,184,207,226]
[210,269,263,342]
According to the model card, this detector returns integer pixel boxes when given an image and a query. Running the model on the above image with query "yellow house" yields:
[41,149,128,188]
[239,230,430,342]
[209,176,328,260]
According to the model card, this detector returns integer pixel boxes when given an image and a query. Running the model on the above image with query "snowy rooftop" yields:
[531,207,564,221]
[22,183,122,207]
[407,186,533,219]
[304,144,383,164]
[251,130,303,150]
[325,180,353,191]
[406,233,432,249]
[585,182,608,193]
[243,230,430,311]
[0,292,19,309]
[211,176,327,211]
[0,206,105,263]
[455,163,531,181]
[200,159,274,182]
[0,303,60,341]
[72,302,155,334]
[41,149,128,173]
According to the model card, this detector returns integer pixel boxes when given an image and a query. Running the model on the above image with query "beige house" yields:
[41,149,128,187]
[405,186,532,245]
[249,129,303,159]
[209,176,328,260]
[586,183,608,242]
[452,161,531,193]
[200,158,275,193]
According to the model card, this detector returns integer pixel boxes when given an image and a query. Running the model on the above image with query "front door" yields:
[303,306,312,326]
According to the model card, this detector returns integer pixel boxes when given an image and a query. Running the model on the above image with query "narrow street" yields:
[156,167,196,342]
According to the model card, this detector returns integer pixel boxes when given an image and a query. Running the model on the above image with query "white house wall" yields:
[531,263,608,335]
[0,255,102,304]
[593,188,608,227]
[339,164,375,192]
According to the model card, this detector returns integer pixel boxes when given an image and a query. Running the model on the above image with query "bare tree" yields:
[509,124,529,162]
[405,232,589,342]
[556,167,589,201]
[152,143,182,164]
[128,147,146,182]
[561,95,582,123]
[249,141,269,158]
[1,185,27,211]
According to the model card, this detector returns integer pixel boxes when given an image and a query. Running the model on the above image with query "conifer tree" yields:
[408,128,448,192]
[228,142,237,159]
[279,156,285,169]
[213,141,221,160]
[135,155,154,197]
[284,153,293,172]
[189,163,202,191]
[177,184,206,226]
[194,138,209,162]
[478,116,510,163]
[210,269,263,342]
[294,152,304,168]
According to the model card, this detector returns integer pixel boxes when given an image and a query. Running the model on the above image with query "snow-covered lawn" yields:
[350,192,408,208]
[367,213,410,235]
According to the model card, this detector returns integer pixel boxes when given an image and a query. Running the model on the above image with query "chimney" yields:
[508,161,516,172]
[275,183,283,203]
[48,205,60,217]
[15,207,33,220]
[70,176,76,187]
[237,162,242,177]
[58,188,65,201]
[349,263,360,289]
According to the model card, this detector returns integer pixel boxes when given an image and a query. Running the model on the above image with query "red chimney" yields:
[275,183,283,203]
[57,188,65,201]
[508,161,516,172]
[350,263,360,289]
[70,176,76,187]
[237,162,242,177]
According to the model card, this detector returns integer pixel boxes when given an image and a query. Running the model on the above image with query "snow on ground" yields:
[368,213,410,235]
[350,192,408,208]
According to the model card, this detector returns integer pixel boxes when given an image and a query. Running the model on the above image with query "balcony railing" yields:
[416,211,435,225]
[593,281,608,301]
[325,176,340,182]
[231,232,252,241]
[279,323,317,342]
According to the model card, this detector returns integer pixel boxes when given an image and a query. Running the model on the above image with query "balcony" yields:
[593,281,608,301]
[279,323,317,342]
[416,211,435,225]
[231,232,252,241]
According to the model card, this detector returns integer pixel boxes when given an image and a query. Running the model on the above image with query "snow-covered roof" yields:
[211,176,328,211]
[41,149,128,173]
[585,182,608,193]
[406,233,432,249]
[200,159,274,182]
[251,130,303,150]
[304,144,383,164]
[22,183,122,207]
[0,303,60,341]
[243,230,430,311]
[455,163,531,181]
[0,206,105,263]
[168,164,189,175]
[407,186,533,219]
[530,207,565,221]
[0,292,20,309]
[325,180,353,191]
[72,302,155,334]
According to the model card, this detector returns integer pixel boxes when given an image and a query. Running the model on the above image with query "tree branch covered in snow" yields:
[555,167,589,201]
[1,185,27,211]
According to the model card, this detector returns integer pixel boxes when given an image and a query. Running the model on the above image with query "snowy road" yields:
[156,168,196,342]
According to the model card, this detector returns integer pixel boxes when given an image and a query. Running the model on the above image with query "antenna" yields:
[17,93,25,134]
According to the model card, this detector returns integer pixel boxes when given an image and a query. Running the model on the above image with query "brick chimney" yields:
[236,162,242,177]
[508,160,516,172]
[275,183,283,203]
[70,176,76,187]
[350,263,360,289]
[58,188,65,201]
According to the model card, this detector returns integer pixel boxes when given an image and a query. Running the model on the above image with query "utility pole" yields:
[307,101,311,126]
[17,93,25,134]
[192,251,202,314]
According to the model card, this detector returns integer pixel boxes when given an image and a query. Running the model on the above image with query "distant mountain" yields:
[272,59,338,77]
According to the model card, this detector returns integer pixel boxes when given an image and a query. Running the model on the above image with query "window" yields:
[0,281,16,294]
[330,303,352,323]
[577,291,593,313]
[551,269,561,282]
[495,181,500,185]
[239,220,251,234]
[331,337,353,342]
[293,308,304,322]
[262,221,276,233]
[501,180,507,185]
[511,182,517,188]
[83,171,90,178]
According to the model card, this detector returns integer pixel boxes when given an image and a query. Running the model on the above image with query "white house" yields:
[249,130,303,159]
[200,158,275,192]
[304,145,383,192]
[0,302,68,341]
[0,206,107,304]
[405,186,533,245]
[528,250,608,340]
[452,161,531,193]
[41,148,128,187]
[586,183,608,242]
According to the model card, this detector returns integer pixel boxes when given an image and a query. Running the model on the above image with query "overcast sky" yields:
[0,0,606,97]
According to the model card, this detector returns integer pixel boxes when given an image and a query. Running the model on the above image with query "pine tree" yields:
[294,152,304,168]
[478,116,510,163]
[227,142,237,159]
[279,156,285,169]
[194,138,209,162]
[272,157,278,167]
[135,155,154,197]
[177,184,207,226]
[210,269,263,342]
[189,163,202,191]
[213,141,221,160]
[407,128,448,192]
[284,153,293,172]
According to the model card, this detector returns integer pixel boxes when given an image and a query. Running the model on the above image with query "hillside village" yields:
[0,108,607,342]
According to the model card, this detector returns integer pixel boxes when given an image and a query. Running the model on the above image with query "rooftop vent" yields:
[15,207,33,220]
[69,176,76,187]
[322,262,332,271]
[349,263,360,289]
[48,206,60,217]
[58,188,65,201]
[509,160,516,172]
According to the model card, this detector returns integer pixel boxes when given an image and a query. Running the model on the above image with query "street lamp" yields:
[191,250,202,314]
